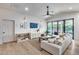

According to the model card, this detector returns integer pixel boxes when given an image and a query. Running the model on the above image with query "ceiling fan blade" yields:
[42,5,55,17]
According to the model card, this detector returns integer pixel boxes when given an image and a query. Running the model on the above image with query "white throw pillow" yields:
[58,38,64,43]
[48,38,56,43]
[56,35,60,38]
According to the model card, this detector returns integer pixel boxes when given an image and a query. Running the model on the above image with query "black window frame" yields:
[47,18,74,39]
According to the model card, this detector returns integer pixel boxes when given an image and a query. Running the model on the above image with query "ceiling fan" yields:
[43,6,55,17]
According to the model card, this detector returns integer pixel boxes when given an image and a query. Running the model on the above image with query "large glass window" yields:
[47,18,74,39]
[65,20,74,39]
[58,21,64,33]
[47,22,53,35]
[52,22,58,34]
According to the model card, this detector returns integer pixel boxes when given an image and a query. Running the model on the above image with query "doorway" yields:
[0,20,15,44]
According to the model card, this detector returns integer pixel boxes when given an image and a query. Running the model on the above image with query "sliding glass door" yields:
[52,22,58,34]
[58,21,64,33]
[47,18,74,39]
[65,20,74,39]
[47,22,53,35]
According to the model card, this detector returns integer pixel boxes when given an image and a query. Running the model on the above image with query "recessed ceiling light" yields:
[69,7,72,10]
[25,7,28,11]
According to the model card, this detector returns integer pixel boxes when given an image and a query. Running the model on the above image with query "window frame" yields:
[47,18,74,39]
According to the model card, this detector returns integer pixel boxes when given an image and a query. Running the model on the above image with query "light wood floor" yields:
[0,41,42,55]
[0,39,79,55]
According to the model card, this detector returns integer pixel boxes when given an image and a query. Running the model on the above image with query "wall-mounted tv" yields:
[30,23,38,28]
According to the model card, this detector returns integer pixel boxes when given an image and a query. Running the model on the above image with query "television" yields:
[30,23,38,28]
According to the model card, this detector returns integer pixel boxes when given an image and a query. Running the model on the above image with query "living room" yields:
[0,3,79,55]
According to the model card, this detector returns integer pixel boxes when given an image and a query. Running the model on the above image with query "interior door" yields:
[0,22,3,44]
[2,20,14,43]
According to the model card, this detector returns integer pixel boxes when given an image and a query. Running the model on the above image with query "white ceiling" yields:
[0,3,79,18]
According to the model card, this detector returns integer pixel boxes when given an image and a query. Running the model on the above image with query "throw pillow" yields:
[48,38,56,43]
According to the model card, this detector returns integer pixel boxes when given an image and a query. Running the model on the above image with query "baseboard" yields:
[3,40,17,44]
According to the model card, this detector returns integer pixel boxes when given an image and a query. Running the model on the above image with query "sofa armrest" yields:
[41,41,61,48]
[41,41,61,55]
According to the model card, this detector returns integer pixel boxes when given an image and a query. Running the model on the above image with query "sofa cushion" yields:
[58,38,64,43]
[48,38,56,43]
[48,38,63,46]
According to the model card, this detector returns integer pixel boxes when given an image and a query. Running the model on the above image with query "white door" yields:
[0,20,14,43]
[0,23,3,44]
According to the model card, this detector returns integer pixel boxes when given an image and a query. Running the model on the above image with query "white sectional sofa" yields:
[41,34,72,55]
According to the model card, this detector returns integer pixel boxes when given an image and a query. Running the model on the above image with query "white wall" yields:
[15,16,47,34]
[47,12,79,41]
[0,8,47,34]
